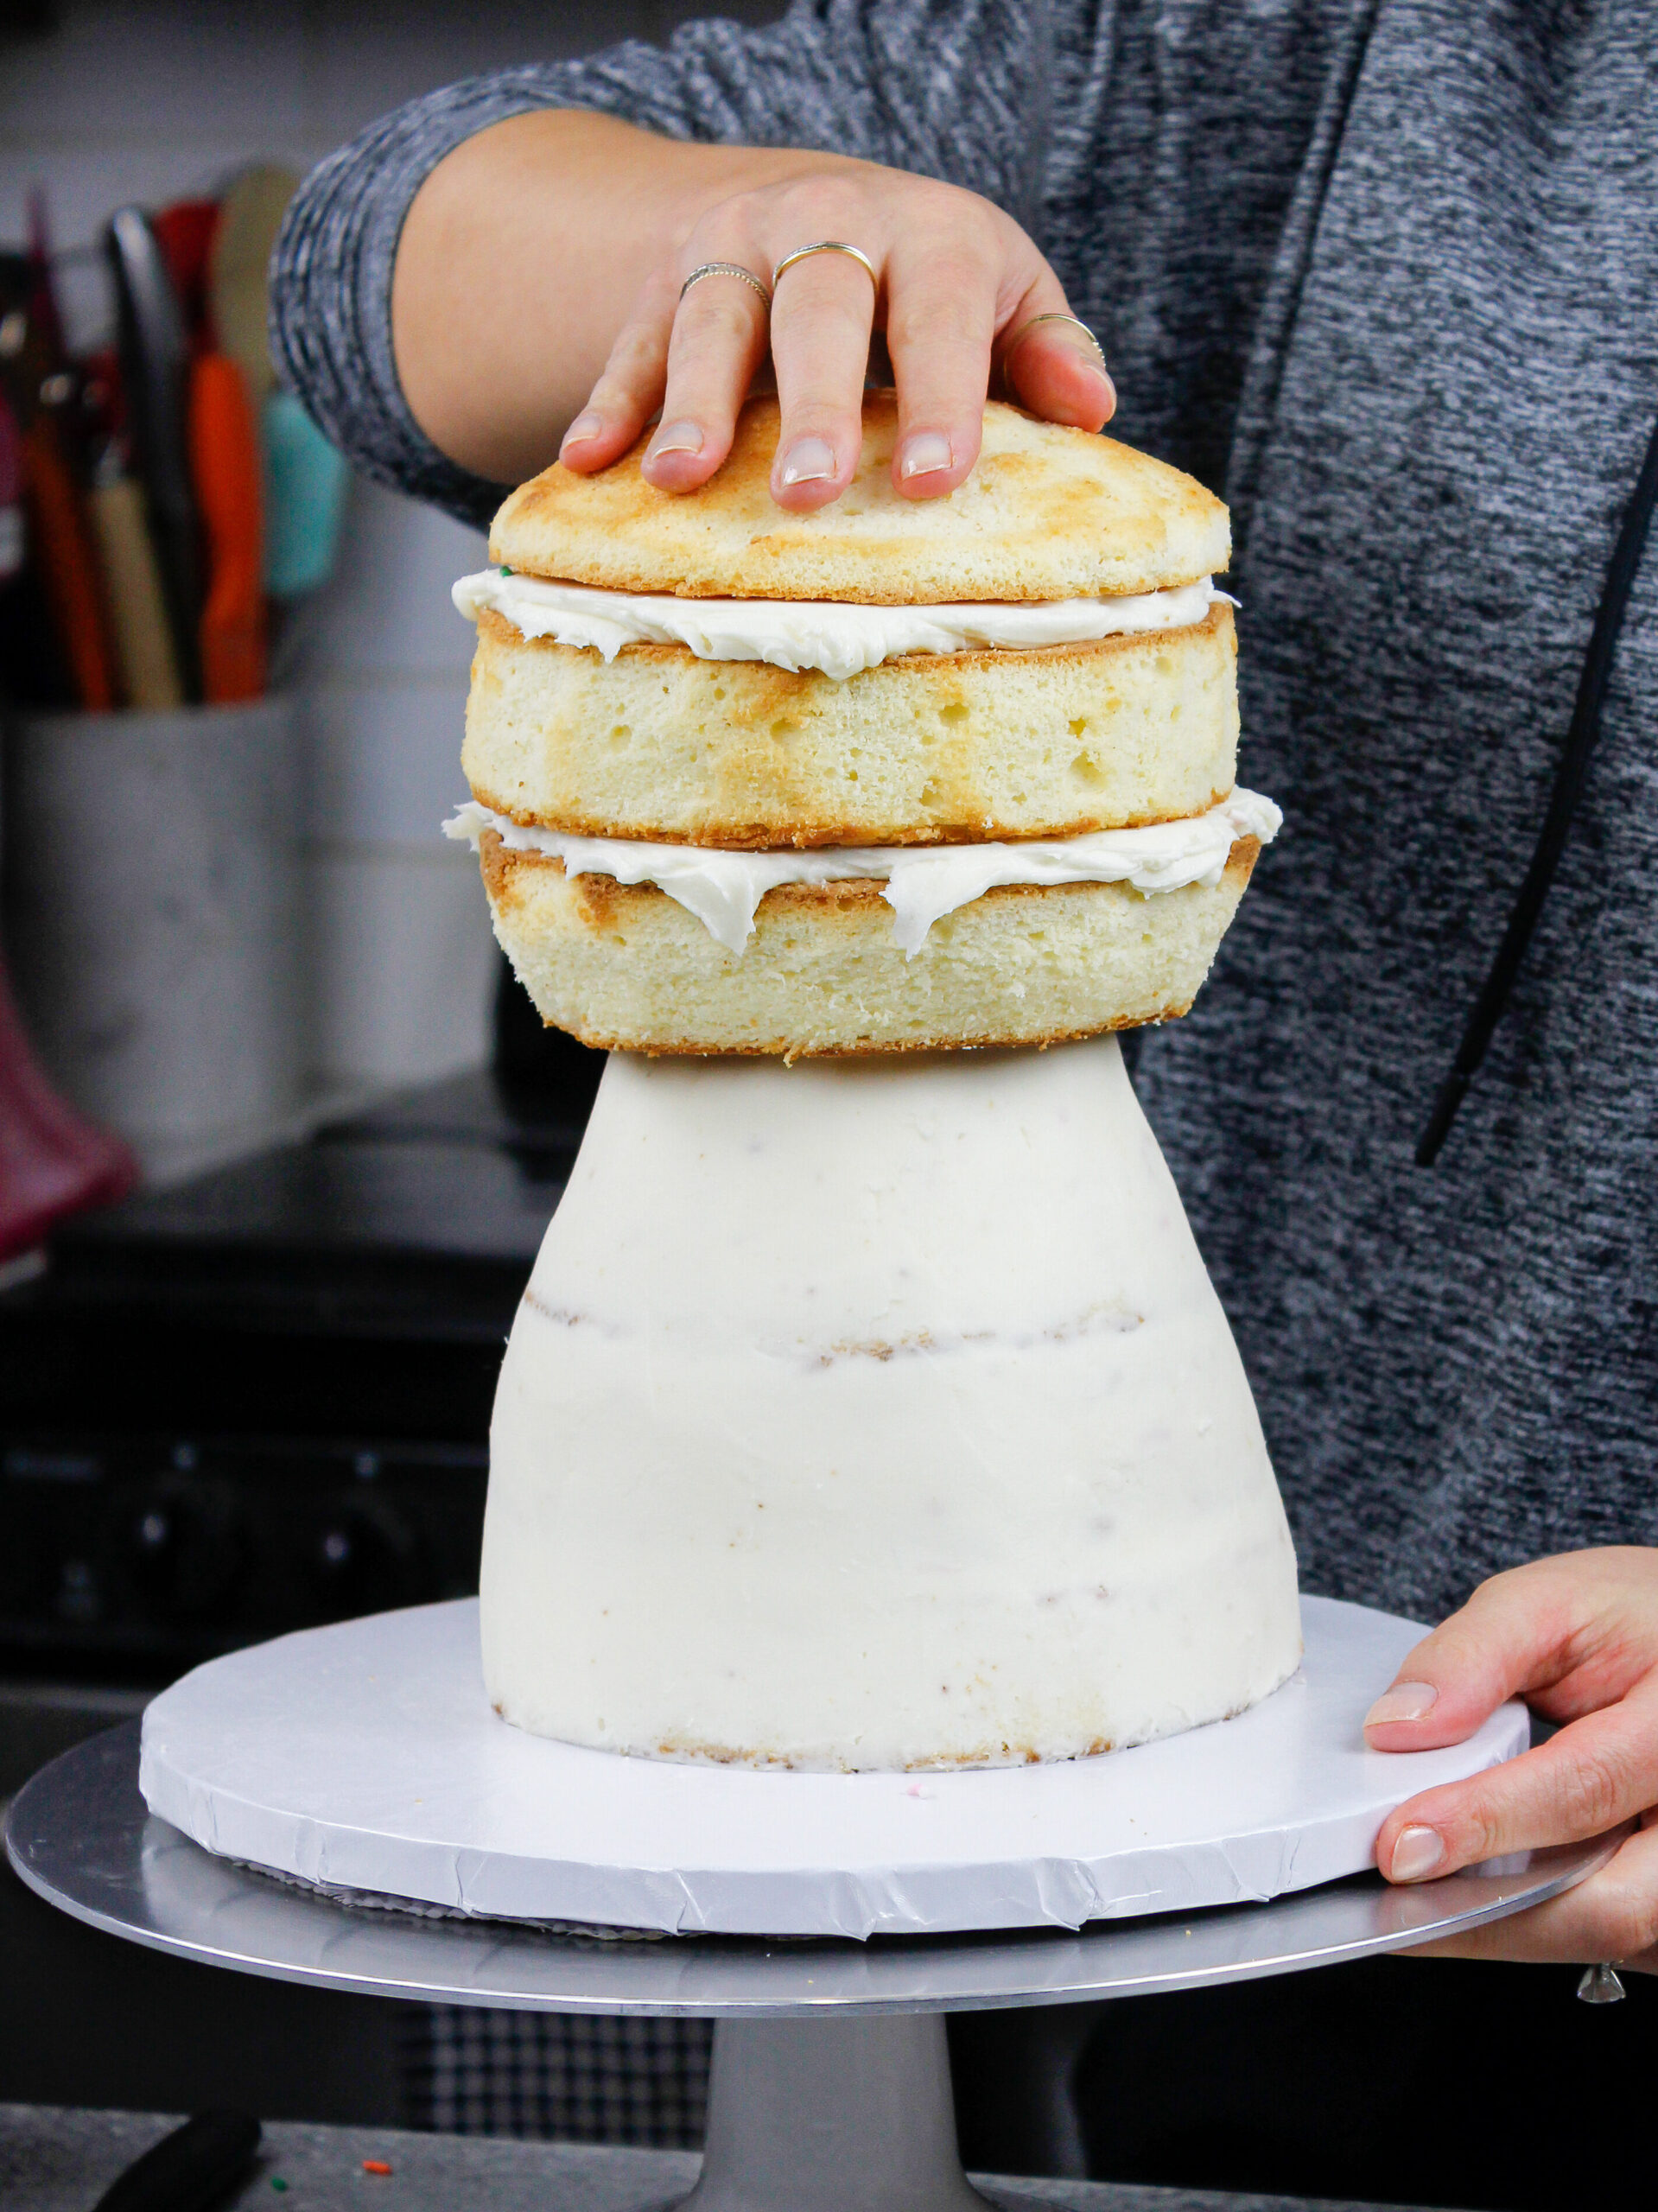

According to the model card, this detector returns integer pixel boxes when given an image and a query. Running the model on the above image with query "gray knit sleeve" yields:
[270,2,1040,527]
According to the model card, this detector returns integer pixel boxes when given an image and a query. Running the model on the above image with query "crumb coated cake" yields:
[449,393,1273,1057]
[481,1038,1301,1770]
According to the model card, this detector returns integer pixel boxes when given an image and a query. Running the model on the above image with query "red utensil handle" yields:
[187,352,265,702]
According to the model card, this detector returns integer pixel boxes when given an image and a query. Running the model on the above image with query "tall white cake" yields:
[481,1035,1300,1770]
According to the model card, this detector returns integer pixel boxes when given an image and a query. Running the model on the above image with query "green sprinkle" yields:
[271,2180,289,2193]
[499,564,512,576]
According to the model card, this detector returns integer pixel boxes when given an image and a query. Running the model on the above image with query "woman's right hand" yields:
[396,112,1112,507]
[556,148,1113,510]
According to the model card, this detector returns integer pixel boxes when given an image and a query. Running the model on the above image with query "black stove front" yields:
[0,1065,581,1688]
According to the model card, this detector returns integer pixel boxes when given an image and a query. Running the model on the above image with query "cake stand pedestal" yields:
[7,1724,1614,2212]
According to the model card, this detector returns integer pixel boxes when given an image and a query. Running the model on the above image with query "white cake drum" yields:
[137,1595,1528,1941]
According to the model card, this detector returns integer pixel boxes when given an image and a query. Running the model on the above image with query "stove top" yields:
[0,1068,578,1681]
[35,1071,572,1345]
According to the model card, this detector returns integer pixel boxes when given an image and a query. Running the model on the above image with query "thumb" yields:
[1363,1560,1574,1751]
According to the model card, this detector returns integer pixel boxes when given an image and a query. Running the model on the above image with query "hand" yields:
[1365,1548,1658,1971]
[395,114,1112,498]
[558,155,1114,510]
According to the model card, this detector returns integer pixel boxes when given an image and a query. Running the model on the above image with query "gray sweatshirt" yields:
[272,1,1658,1625]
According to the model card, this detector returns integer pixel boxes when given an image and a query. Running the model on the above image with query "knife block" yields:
[3,695,302,1182]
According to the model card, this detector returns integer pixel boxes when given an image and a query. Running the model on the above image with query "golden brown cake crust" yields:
[478,831,1259,1057]
[463,601,1239,849]
[488,392,1231,607]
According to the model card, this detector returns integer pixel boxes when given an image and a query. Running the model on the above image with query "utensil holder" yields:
[3,696,302,1179]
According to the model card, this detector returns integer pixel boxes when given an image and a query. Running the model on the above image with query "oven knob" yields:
[0,1526,48,1616]
[124,1478,247,1621]
[309,1499,424,1620]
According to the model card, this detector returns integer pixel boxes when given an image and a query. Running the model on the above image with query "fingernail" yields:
[1389,1825,1446,1882]
[778,436,836,486]
[899,430,954,480]
[649,419,703,459]
[1365,1681,1439,1729]
[562,410,604,450]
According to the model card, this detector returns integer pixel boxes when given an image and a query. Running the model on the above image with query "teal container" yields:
[263,391,349,598]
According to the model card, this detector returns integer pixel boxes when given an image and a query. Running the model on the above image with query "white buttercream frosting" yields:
[443,791,1280,957]
[454,569,1232,682]
[481,1039,1302,1770]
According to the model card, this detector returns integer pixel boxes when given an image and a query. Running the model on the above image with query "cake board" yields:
[130,1595,1529,1939]
[7,1605,1616,2212]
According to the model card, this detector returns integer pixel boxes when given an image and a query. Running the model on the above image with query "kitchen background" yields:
[7,13,1650,2206]
[0,0,774,1130]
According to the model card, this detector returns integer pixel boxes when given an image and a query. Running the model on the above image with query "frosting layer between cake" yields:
[445,790,1280,955]
[454,569,1230,680]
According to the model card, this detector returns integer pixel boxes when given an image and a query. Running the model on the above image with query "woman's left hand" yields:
[1366,1546,1658,1970]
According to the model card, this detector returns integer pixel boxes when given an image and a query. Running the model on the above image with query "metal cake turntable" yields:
[6,1598,1610,2212]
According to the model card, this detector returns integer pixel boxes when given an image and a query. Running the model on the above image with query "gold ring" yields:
[772,241,879,292]
[679,261,771,308]
[1003,312,1106,362]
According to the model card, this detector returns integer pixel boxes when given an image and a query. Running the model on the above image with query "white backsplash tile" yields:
[0,144,317,339]
[0,2,308,149]
[304,676,471,849]
[295,479,485,683]
[306,845,497,1088]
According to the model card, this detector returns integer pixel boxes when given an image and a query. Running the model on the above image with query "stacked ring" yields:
[772,241,880,291]
[679,261,772,307]
[1003,311,1106,362]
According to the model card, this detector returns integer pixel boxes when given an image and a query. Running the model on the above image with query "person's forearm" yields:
[391,111,839,485]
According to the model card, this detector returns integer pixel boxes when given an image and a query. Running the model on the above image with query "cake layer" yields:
[478,833,1260,1054]
[489,393,1231,605]
[481,1039,1302,1769]
[462,601,1238,848]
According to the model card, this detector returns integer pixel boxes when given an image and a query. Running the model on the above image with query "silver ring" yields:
[679,261,771,308]
[1003,311,1106,362]
[772,241,879,293]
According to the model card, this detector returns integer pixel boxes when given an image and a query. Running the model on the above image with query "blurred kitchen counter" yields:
[0,2104,1446,2212]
